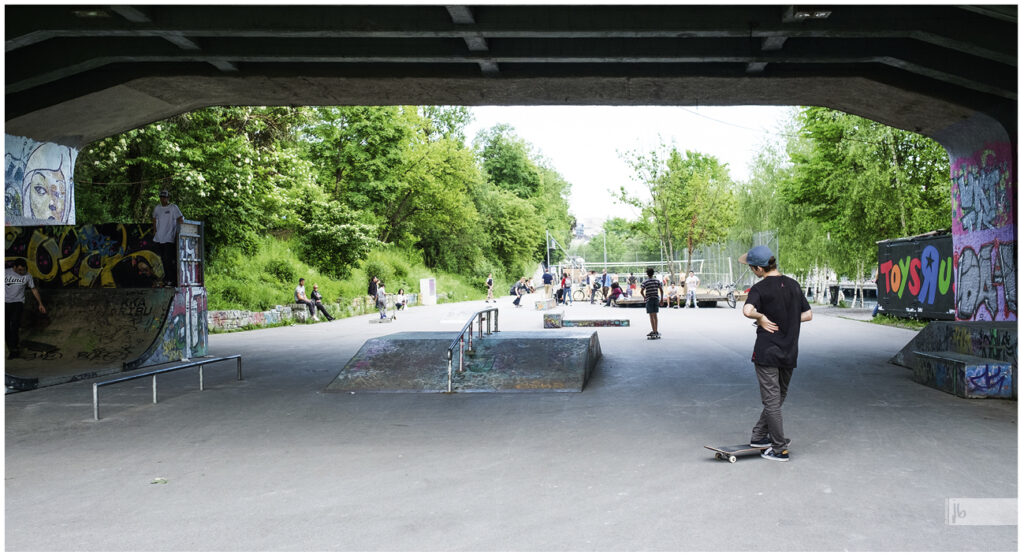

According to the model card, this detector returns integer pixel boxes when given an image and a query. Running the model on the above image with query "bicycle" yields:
[708,281,738,308]
[573,284,599,302]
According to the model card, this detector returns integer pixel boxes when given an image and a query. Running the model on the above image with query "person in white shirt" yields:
[294,278,318,320]
[685,271,700,308]
[666,281,681,308]
[6,258,46,359]
[152,190,184,286]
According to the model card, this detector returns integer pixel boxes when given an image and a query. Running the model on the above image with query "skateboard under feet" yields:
[704,443,764,463]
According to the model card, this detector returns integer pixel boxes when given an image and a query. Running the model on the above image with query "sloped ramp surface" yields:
[325,330,601,393]
[5,288,175,391]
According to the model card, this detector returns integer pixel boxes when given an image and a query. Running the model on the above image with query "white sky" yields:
[464,105,796,233]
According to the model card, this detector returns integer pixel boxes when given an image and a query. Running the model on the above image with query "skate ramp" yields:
[5,288,175,391]
[325,330,601,393]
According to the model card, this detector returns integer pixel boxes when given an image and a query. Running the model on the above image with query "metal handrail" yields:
[446,307,499,393]
[92,354,242,420]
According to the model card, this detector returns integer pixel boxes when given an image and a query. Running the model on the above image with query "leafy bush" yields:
[266,258,295,283]
[296,198,377,277]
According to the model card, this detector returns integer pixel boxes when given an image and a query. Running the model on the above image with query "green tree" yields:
[782,107,951,277]
[619,145,737,279]
[75,106,318,255]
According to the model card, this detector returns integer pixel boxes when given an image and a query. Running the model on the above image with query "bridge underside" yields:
[4,4,1016,145]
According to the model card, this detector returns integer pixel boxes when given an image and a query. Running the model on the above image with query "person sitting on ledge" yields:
[604,282,624,306]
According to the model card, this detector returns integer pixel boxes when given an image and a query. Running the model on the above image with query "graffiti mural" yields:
[5,223,170,288]
[131,286,208,368]
[876,233,955,319]
[949,143,1016,322]
[5,134,77,225]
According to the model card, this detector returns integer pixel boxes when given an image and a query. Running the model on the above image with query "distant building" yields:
[575,224,585,238]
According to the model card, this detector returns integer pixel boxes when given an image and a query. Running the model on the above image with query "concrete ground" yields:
[5,290,1017,551]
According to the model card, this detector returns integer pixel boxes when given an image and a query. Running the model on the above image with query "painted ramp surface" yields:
[5,288,175,391]
[325,330,601,393]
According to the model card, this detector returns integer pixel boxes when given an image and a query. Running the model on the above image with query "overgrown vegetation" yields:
[74,106,572,310]
[205,236,500,313]
[73,105,951,313]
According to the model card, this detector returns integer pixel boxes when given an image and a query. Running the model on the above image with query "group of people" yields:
[483,246,811,463]
[296,275,409,322]
[9,236,811,464]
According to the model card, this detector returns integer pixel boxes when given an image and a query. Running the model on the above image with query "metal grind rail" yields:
[92,355,243,420]
[446,308,499,393]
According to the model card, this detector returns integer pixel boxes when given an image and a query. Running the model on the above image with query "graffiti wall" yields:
[950,142,1016,321]
[876,234,955,319]
[132,286,208,367]
[5,134,77,225]
[5,223,170,288]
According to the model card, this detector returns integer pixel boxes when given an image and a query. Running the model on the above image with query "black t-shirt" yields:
[745,274,810,368]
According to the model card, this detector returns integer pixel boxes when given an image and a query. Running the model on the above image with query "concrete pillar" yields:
[934,113,1017,322]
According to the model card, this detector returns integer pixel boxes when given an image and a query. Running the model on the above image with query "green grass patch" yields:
[206,237,508,315]
[870,314,930,330]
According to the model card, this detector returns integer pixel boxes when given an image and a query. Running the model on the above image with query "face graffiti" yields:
[26,169,67,221]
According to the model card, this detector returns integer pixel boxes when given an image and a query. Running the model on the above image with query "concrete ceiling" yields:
[5,4,1017,146]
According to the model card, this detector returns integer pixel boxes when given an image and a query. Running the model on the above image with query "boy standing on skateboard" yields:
[739,246,813,462]
[640,267,664,339]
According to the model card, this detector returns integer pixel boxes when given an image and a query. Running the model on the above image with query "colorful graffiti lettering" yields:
[951,145,1014,233]
[876,235,955,318]
[955,240,1016,320]
[949,142,1015,323]
[5,223,168,288]
[965,363,1013,398]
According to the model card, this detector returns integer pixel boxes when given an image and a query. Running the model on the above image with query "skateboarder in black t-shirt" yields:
[739,245,813,462]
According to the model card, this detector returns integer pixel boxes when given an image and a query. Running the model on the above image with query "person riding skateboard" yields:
[740,245,812,462]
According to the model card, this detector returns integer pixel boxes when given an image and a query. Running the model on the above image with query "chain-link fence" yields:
[565,231,779,292]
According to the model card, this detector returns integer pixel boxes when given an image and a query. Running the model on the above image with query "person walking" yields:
[485,273,495,303]
[739,245,813,462]
[640,267,664,339]
[6,258,46,358]
[376,282,388,319]
[600,269,610,302]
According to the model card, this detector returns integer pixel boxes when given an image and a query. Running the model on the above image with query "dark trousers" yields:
[752,363,794,451]
[297,299,315,316]
[156,241,177,285]
[313,301,333,320]
[5,302,24,355]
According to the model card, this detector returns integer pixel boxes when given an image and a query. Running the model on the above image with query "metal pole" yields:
[93,383,99,421]
[152,375,158,404]
[237,356,243,380]
[199,364,204,391]
[546,230,550,269]
[459,338,464,372]
[447,349,453,393]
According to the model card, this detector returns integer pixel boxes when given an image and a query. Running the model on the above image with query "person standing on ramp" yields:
[739,246,812,462]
